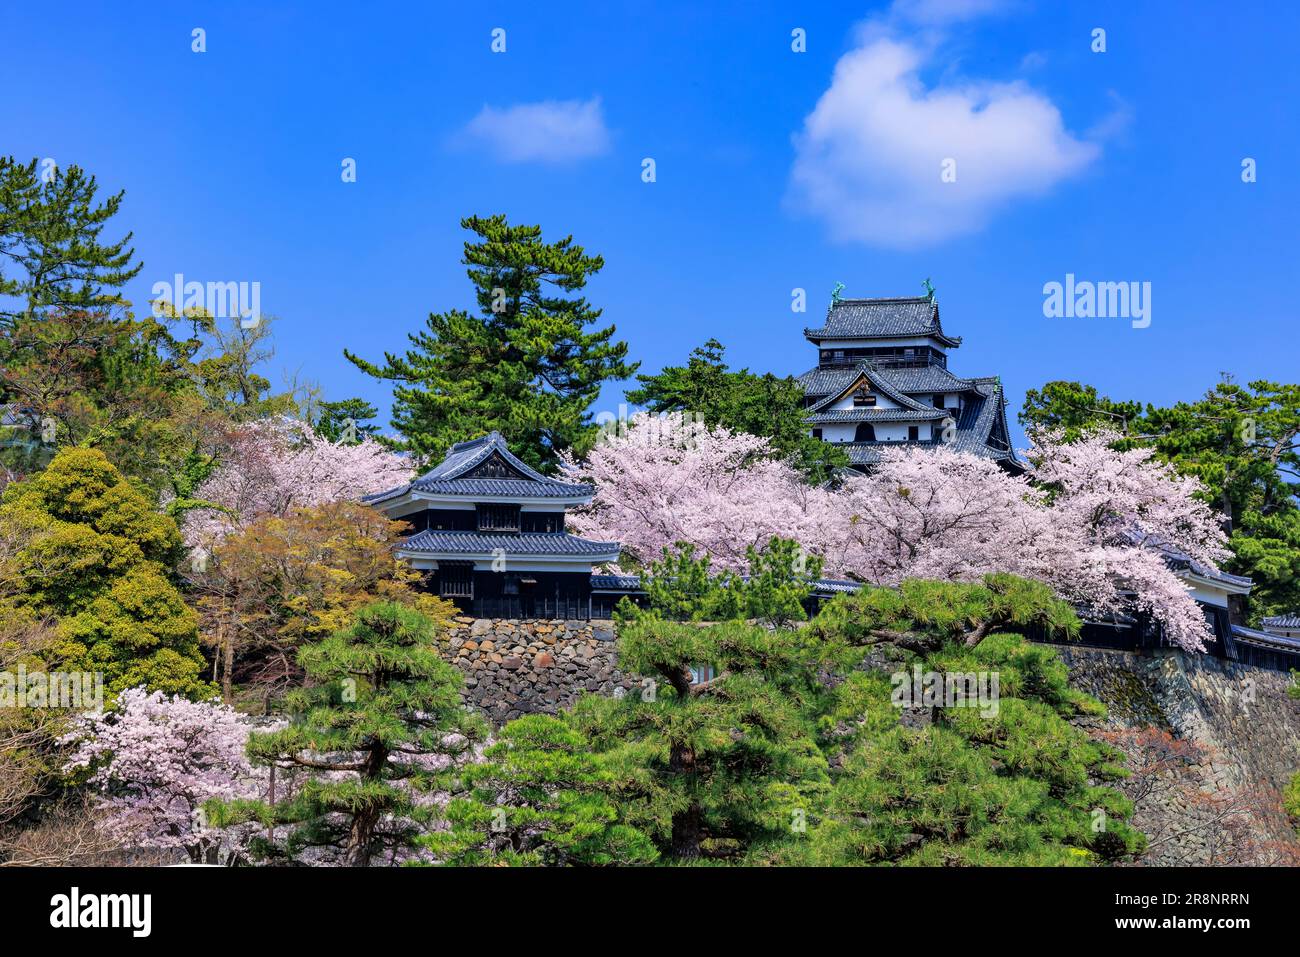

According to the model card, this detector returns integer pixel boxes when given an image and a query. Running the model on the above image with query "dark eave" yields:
[399,529,620,559]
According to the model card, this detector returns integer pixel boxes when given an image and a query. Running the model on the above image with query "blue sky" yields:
[4,0,1297,449]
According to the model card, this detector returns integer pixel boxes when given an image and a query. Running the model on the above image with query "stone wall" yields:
[1052,644,1300,864]
[442,617,640,726]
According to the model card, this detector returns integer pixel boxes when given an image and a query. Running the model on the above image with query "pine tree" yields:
[345,214,637,472]
[425,713,657,866]
[215,602,486,866]
[785,577,1145,865]
[742,536,823,628]
[0,156,143,329]
[313,397,380,443]
[572,612,832,862]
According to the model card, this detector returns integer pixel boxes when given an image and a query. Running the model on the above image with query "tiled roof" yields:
[798,366,864,397]
[845,444,884,466]
[1124,530,1253,589]
[810,377,1018,468]
[400,529,619,558]
[1232,624,1300,653]
[806,368,939,415]
[364,431,592,505]
[807,409,947,424]
[1,405,28,428]
[799,364,974,400]
[1263,614,1300,629]
[590,574,645,592]
[804,297,961,346]
[874,365,974,395]
[409,478,590,498]
[810,578,863,595]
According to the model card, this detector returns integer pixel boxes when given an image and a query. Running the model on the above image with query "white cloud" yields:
[462,97,610,164]
[788,35,1099,248]
[891,0,1016,26]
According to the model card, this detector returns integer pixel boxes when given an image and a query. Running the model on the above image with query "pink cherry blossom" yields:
[564,412,830,572]
[64,687,270,863]
[182,417,412,550]
[567,414,1222,652]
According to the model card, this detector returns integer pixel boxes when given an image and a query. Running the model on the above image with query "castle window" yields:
[852,389,876,408]
[854,424,876,442]
[477,503,521,531]
[908,426,920,441]
[521,511,564,533]
[439,563,474,599]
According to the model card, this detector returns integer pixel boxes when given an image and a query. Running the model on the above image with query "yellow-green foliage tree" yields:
[0,447,211,698]
[193,500,459,704]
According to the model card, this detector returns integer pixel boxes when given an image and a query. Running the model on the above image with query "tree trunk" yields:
[344,807,381,867]
[671,804,702,860]
[669,741,701,859]
[343,744,387,867]
[221,623,233,704]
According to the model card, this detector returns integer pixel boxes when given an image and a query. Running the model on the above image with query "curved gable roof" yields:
[806,367,939,415]
[363,432,592,505]
[804,297,961,347]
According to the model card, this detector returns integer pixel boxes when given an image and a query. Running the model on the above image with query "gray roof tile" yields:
[1263,614,1300,629]
[1232,624,1300,652]
[804,297,961,346]
[591,574,645,591]
[807,409,947,424]
[364,431,592,505]
[401,529,619,558]
[799,364,973,399]
[1124,530,1253,588]
[806,368,938,414]
[805,370,1018,466]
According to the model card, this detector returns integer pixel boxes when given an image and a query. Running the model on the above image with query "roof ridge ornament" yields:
[828,281,845,317]
[921,277,936,303]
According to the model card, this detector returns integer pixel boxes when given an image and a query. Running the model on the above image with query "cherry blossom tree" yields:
[567,414,1225,652]
[64,687,270,864]
[834,434,1222,652]
[181,417,412,550]
[1027,428,1230,571]
[564,412,831,571]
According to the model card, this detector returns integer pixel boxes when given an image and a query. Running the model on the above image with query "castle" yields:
[358,293,1300,672]
[797,295,1019,471]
